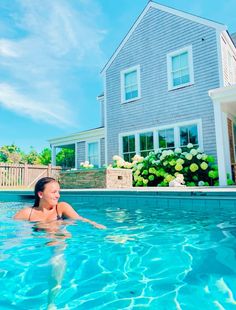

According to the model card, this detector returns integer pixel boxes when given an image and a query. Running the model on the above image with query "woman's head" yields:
[33,177,60,207]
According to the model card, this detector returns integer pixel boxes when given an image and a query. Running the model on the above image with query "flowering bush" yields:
[80,161,94,169]
[112,144,234,187]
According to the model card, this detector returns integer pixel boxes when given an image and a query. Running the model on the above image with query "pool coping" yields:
[1,186,236,202]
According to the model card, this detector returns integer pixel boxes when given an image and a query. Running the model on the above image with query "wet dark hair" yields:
[33,177,58,207]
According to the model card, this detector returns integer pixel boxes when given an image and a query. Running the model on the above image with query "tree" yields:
[56,148,75,168]
[39,148,51,165]
[0,144,25,163]
[24,147,41,165]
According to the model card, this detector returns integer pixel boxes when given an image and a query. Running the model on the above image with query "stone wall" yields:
[59,168,132,189]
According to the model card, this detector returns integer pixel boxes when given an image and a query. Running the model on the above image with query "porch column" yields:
[213,101,227,186]
[51,146,57,166]
[75,142,78,169]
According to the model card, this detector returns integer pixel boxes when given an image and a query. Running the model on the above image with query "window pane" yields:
[180,126,188,146]
[124,69,138,101]
[189,125,198,144]
[166,129,175,147]
[172,55,180,71]
[139,132,154,156]
[129,135,135,152]
[123,136,128,153]
[158,129,174,149]
[173,76,182,87]
[180,125,198,146]
[88,142,99,167]
[122,135,135,162]
[125,89,138,100]
[171,51,190,87]
[180,52,188,67]
[125,71,137,86]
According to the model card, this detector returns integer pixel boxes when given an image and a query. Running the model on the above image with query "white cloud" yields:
[0,0,106,126]
[0,39,19,58]
[0,83,74,126]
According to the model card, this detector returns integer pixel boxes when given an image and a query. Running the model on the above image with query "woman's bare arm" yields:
[59,202,106,229]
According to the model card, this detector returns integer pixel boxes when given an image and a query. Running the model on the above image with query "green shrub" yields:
[112,145,234,187]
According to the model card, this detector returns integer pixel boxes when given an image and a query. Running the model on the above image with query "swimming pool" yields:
[1,192,236,309]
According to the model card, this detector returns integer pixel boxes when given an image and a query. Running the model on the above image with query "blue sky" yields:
[0,0,236,153]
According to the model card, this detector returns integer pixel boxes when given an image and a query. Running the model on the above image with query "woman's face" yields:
[39,181,60,206]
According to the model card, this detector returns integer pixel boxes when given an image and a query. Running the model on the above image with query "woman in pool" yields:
[14,177,106,229]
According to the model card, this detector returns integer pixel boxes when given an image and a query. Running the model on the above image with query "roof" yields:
[101,1,227,75]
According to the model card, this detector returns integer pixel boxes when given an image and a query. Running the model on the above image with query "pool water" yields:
[1,200,236,309]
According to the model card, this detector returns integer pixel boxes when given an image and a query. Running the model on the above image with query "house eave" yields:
[209,84,236,103]
[48,127,105,147]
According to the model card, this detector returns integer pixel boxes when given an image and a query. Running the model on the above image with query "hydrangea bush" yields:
[112,144,234,187]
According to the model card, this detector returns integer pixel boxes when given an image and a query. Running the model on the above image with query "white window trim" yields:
[167,45,194,91]
[118,119,203,157]
[120,65,141,104]
[85,139,101,168]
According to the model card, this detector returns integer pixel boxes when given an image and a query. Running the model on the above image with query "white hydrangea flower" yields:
[113,155,121,161]
[197,154,202,160]
[190,149,198,156]
[162,150,169,157]
[198,181,205,186]
[185,153,193,160]
[174,147,182,154]
[167,150,174,156]
[187,143,194,149]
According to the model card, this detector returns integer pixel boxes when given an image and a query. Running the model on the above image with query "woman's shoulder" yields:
[14,206,32,220]
[57,201,72,211]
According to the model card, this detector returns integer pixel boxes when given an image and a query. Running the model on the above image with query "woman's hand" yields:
[92,222,107,229]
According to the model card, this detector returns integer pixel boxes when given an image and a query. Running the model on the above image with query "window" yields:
[179,124,198,147]
[158,128,175,149]
[119,121,201,160]
[167,46,194,90]
[139,132,154,157]
[122,135,135,162]
[121,65,141,103]
[87,142,99,167]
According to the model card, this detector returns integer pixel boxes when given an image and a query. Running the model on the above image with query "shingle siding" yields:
[77,141,85,167]
[105,7,220,163]
[76,139,105,168]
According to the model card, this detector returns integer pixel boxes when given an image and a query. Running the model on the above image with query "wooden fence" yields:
[0,163,61,188]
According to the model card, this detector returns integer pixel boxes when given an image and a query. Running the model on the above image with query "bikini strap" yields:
[28,207,34,221]
[56,204,59,216]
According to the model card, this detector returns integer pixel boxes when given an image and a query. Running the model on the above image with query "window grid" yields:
[124,70,138,101]
[179,125,198,147]
[139,132,154,157]
[167,46,194,90]
[122,135,135,162]
[158,128,175,149]
[121,65,140,103]
[121,122,200,160]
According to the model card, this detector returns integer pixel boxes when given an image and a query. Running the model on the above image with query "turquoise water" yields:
[1,200,236,309]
